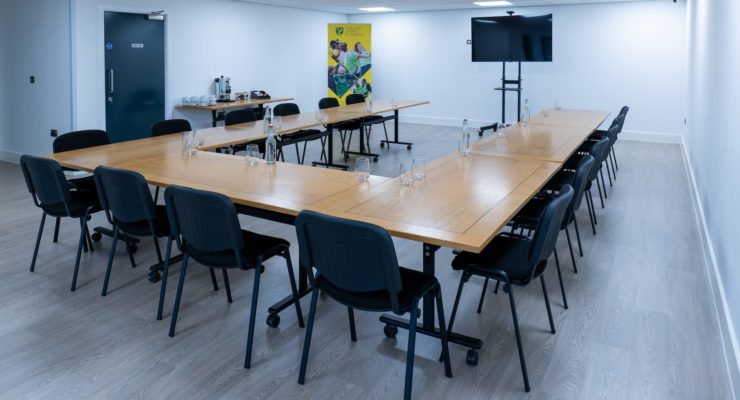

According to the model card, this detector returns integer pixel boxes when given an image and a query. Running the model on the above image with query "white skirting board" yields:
[680,136,740,399]
[0,149,21,164]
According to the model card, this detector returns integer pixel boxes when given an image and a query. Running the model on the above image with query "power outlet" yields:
[50,129,58,137]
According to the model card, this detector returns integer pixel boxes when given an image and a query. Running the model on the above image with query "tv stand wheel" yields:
[478,131,484,137]
[406,144,412,150]
[266,313,280,328]
[466,349,479,366]
[380,142,385,148]
[91,232,103,242]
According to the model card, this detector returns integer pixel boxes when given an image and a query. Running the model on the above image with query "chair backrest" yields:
[53,130,109,153]
[94,166,156,225]
[151,119,192,137]
[605,121,621,147]
[164,185,245,262]
[567,155,595,216]
[318,97,339,110]
[345,94,365,105]
[295,210,404,313]
[225,109,257,126]
[587,138,611,182]
[529,185,574,267]
[20,155,71,207]
[619,105,629,118]
[273,103,300,117]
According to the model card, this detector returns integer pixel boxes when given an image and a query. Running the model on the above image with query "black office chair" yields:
[295,210,452,400]
[51,129,110,244]
[273,103,327,165]
[447,185,573,393]
[343,94,381,162]
[588,107,629,179]
[164,185,304,369]
[93,166,183,300]
[509,155,595,309]
[150,119,192,137]
[580,138,611,234]
[225,109,264,155]
[319,97,361,154]
[20,155,102,291]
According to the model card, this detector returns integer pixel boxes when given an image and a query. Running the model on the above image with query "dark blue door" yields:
[105,12,165,142]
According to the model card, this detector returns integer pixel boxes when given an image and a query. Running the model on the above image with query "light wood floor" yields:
[0,123,732,399]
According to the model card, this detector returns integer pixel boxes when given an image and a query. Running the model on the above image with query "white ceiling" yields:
[237,0,649,14]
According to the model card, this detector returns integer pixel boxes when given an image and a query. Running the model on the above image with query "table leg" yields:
[379,243,483,350]
[312,125,349,170]
[380,110,413,149]
[211,110,218,128]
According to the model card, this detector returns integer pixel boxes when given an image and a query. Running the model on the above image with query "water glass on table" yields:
[245,144,260,165]
[412,157,426,181]
[355,157,370,182]
[399,162,415,186]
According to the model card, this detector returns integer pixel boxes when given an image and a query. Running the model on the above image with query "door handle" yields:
[109,69,114,94]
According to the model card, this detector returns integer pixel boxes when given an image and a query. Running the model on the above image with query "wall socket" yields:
[50,129,58,137]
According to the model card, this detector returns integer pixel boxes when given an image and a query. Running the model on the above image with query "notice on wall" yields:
[327,24,372,105]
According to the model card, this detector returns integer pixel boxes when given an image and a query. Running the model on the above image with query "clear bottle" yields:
[523,99,531,124]
[366,92,373,112]
[263,106,272,134]
[265,124,277,165]
[459,119,471,157]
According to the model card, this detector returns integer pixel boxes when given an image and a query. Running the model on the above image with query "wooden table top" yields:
[472,122,605,163]
[48,106,608,253]
[175,97,293,111]
[337,99,430,115]
[527,108,609,129]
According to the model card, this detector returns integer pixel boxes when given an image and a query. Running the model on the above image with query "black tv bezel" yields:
[471,14,553,63]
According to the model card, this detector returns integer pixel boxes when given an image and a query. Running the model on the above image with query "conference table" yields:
[176,97,294,127]
[49,106,609,355]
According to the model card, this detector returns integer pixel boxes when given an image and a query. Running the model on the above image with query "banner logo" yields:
[335,27,344,36]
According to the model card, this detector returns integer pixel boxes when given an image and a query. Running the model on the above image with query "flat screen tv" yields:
[471,14,552,62]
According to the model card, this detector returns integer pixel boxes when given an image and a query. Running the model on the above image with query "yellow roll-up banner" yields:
[328,24,372,105]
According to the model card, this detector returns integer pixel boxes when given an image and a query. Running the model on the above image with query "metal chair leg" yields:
[209,268,219,291]
[168,254,190,337]
[298,287,320,384]
[152,237,163,264]
[157,236,174,320]
[506,284,530,392]
[283,251,305,327]
[403,300,419,400]
[244,263,263,369]
[541,276,556,334]
[553,249,568,310]
[573,218,584,257]
[564,226,577,273]
[222,269,233,303]
[600,169,608,200]
[30,213,46,272]
[52,216,60,243]
[445,273,468,336]
[101,225,119,296]
[605,160,613,187]
[477,277,490,314]
[596,177,605,208]
[612,147,619,171]
[609,152,617,179]
[434,289,453,378]
[348,307,357,342]
[71,214,88,292]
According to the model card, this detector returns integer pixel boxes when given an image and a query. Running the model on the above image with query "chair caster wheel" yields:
[466,349,479,366]
[373,157,379,163]
[266,313,280,328]
[91,232,102,242]
[380,142,385,148]
[406,145,412,150]
[148,272,161,283]
[126,244,138,255]
[383,324,398,339]
[344,155,350,162]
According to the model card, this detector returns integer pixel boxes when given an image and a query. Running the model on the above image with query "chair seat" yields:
[116,205,170,238]
[452,234,544,285]
[543,170,575,191]
[41,190,100,218]
[361,115,387,125]
[316,266,437,313]
[332,120,362,131]
[187,229,289,269]
[588,129,607,141]
[281,129,323,142]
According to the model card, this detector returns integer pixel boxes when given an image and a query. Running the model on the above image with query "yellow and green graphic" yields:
[328,24,372,105]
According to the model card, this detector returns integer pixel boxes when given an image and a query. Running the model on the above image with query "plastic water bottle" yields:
[523,99,531,124]
[459,119,471,157]
[366,92,373,112]
[265,124,277,165]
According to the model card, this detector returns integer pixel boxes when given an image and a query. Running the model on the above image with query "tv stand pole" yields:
[478,61,522,137]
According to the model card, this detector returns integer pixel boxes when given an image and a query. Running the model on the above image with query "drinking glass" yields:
[391,97,397,107]
[316,109,325,122]
[399,162,415,186]
[496,124,506,138]
[412,157,427,181]
[273,115,283,131]
[355,157,370,182]
[245,144,260,165]
[554,100,562,110]
[182,131,196,157]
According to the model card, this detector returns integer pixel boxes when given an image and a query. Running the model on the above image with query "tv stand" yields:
[478,61,522,136]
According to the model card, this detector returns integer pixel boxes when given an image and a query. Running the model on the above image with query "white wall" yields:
[686,0,740,387]
[73,0,346,131]
[0,1,6,154]
[349,0,687,137]
[0,0,73,158]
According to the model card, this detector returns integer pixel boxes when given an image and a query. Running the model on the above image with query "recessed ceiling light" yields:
[358,7,395,12]
[474,1,513,6]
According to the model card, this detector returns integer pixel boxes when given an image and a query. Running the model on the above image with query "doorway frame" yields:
[96,5,170,131]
